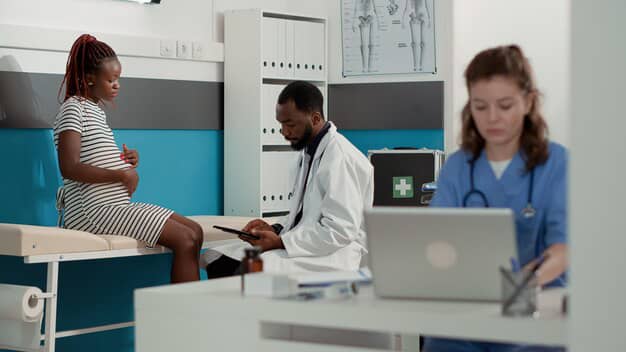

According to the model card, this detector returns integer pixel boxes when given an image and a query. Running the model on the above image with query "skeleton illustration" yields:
[402,0,431,71]
[387,0,399,15]
[352,0,381,72]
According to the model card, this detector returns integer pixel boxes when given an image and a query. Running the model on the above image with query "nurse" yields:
[424,45,567,352]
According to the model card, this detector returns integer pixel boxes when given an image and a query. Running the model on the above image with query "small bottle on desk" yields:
[241,246,263,294]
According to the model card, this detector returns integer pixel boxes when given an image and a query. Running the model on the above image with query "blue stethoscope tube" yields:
[462,157,536,219]
[462,157,545,259]
[461,157,564,286]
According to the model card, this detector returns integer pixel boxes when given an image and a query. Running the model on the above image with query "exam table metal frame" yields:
[0,239,237,352]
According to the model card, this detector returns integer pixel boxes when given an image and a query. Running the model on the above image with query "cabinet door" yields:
[294,21,325,80]
[293,20,311,79]
[261,84,275,145]
[262,84,289,146]
[284,20,296,78]
[261,151,300,212]
[311,22,326,80]
[262,17,279,77]
[276,19,288,78]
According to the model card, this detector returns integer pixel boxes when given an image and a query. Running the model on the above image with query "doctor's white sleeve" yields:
[280,157,370,258]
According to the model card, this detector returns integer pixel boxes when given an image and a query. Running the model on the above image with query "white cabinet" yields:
[225,9,327,217]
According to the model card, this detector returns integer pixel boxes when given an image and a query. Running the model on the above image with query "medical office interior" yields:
[0,0,623,351]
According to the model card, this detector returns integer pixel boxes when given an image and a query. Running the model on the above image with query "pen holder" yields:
[500,269,539,317]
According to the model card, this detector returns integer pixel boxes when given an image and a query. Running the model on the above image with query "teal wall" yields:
[0,128,441,351]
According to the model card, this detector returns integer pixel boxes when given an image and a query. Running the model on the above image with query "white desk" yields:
[134,277,567,352]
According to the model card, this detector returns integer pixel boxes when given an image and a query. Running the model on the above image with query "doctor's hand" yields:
[242,219,274,233]
[240,229,285,252]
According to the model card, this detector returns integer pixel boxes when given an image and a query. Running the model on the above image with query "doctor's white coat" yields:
[212,122,374,274]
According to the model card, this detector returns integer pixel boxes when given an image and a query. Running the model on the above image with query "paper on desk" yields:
[289,267,372,287]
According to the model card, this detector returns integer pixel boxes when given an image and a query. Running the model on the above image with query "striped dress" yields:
[53,97,173,247]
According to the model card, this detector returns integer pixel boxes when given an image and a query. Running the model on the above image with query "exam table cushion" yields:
[0,216,255,256]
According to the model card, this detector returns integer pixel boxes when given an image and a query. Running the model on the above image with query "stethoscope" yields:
[462,156,564,284]
[462,157,537,219]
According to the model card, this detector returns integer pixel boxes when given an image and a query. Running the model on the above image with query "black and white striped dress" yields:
[53,97,173,247]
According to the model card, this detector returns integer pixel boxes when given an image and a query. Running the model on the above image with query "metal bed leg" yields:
[43,262,59,352]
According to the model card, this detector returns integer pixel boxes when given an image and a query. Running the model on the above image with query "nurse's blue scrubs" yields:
[423,142,568,352]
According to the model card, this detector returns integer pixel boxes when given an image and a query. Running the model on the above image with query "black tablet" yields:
[212,225,260,240]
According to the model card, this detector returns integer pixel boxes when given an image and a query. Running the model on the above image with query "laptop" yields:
[365,207,516,302]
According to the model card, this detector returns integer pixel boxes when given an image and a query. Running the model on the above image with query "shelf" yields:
[263,77,327,85]
[262,145,294,152]
[262,11,326,23]
[262,210,290,218]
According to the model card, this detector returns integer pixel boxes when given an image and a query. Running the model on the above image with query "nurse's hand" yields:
[242,219,274,233]
[523,243,568,286]
[240,229,285,252]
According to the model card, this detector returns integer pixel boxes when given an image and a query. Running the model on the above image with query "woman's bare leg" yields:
[157,216,202,283]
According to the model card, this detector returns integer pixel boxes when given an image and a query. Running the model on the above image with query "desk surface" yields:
[135,276,567,350]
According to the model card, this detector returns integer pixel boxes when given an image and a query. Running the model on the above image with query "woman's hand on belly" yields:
[120,168,140,196]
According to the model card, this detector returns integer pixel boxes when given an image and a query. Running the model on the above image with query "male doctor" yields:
[204,81,374,276]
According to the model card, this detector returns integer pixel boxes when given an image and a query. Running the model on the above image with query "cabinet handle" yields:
[263,61,267,67]
[263,128,267,134]
[263,196,267,201]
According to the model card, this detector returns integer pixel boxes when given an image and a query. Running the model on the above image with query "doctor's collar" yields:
[306,121,331,157]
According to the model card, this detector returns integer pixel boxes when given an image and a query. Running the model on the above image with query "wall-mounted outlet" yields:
[192,41,203,59]
[177,40,192,59]
[160,39,175,57]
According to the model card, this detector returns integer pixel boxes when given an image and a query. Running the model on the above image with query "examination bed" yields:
[0,215,254,352]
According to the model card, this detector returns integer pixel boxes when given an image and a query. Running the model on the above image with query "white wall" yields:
[0,0,213,41]
[213,0,291,42]
[0,0,220,81]
[453,0,570,150]
[0,0,328,81]
[569,1,626,351]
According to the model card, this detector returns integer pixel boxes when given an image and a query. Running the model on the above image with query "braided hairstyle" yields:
[59,34,118,102]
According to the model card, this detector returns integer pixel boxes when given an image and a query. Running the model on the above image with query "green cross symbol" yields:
[393,176,414,198]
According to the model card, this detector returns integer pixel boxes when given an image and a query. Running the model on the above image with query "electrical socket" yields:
[176,40,192,59]
[192,41,203,59]
[159,39,175,57]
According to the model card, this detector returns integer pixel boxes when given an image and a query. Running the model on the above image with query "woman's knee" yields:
[190,222,204,246]
[169,228,200,253]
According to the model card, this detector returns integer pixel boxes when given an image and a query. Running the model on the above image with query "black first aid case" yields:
[368,148,445,207]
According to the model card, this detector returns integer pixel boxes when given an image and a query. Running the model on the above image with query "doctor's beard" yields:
[290,123,313,151]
